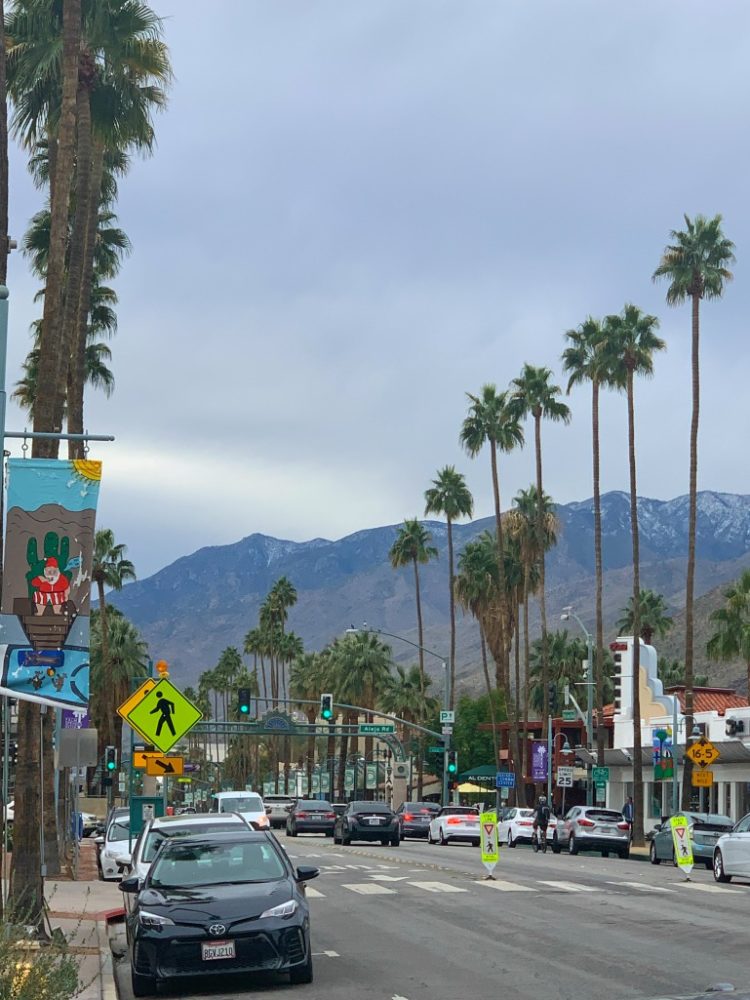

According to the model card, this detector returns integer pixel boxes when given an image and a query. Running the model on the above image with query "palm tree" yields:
[617,590,673,647]
[91,527,136,702]
[562,318,624,763]
[424,466,473,708]
[528,630,588,713]
[707,570,750,695]
[290,652,329,787]
[653,214,735,786]
[509,365,570,729]
[389,519,438,697]
[90,609,148,752]
[658,657,708,689]
[605,304,665,838]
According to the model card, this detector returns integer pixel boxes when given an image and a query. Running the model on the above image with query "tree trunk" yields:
[43,710,60,875]
[10,701,44,927]
[592,380,606,764]
[0,0,8,284]
[447,517,456,709]
[69,136,105,456]
[513,606,524,801]
[682,291,701,807]
[413,558,425,698]
[490,441,508,694]
[33,0,81,452]
[523,576,531,804]
[479,628,499,770]
[534,413,550,731]
[626,369,645,846]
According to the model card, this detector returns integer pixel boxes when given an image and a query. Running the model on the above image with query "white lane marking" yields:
[312,950,340,957]
[408,881,468,893]
[345,864,374,870]
[342,883,397,895]
[305,887,325,898]
[393,995,410,1000]
[537,880,599,892]
[375,864,399,869]
[607,881,675,893]
[368,874,410,881]
[319,865,347,871]
[675,881,740,893]
[475,880,537,892]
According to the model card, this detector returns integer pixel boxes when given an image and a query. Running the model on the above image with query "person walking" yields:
[623,795,634,840]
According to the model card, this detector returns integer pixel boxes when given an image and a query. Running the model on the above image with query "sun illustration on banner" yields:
[71,460,102,483]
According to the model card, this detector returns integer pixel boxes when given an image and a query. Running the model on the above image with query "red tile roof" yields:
[665,685,749,715]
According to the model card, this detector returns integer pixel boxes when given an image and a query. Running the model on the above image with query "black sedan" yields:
[333,800,400,846]
[120,830,319,996]
[396,801,440,839]
[286,800,336,837]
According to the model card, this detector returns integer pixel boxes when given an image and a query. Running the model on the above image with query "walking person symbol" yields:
[150,691,176,737]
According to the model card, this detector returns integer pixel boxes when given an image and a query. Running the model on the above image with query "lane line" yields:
[475,880,537,892]
[305,887,325,898]
[368,874,410,881]
[407,881,468,893]
[342,883,397,895]
[674,881,740,893]
[537,880,599,892]
[606,881,674,893]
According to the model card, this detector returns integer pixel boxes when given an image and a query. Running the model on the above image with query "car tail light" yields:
[578,818,595,828]
[617,822,630,830]
[403,813,415,821]
[447,817,464,825]
[325,812,336,820]
[296,812,308,819]
[519,820,533,827]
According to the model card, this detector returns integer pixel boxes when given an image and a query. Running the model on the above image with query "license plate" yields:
[202,940,235,961]
[310,814,322,820]
[368,818,381,825]
[599,826,614,834]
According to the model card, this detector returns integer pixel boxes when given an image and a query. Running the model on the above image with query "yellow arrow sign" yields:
[124,678,202,754]
[685,737,720,769]
[145,755,184,777]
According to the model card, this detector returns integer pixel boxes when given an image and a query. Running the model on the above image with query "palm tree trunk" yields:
[10,700,44,926]
[479,629,499,771]
[490,441,508,694]
[534,413,550,731]
[32,0,81,453]
[523,576,531,804]
[413,558,425,697]
[592,379,606,764]
[682,292,701,806]
[513,607,524,802]
[626,370,644,845]
[43,710,60,875]
[447,517,456,710]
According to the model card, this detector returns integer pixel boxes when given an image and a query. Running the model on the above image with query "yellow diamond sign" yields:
[124,678,202,754]
[685,737,720,769]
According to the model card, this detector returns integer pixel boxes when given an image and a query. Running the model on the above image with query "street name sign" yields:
[480,810,499,876]
[441,726,453,736]
[358,724,395,735]
[670,815,694,876]
[561,709,577,722]
[495,771,516,788]
[685,737,720,769]
[125,678,203,754]
[439,711,455,724]
[145,755,185,776]
[592,766,610,784]
[692,769,714,788]
[117,678,157,736]
[556,766,574,788]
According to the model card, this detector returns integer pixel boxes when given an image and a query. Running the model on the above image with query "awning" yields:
[457,782,486,794]
[457,764,497,783]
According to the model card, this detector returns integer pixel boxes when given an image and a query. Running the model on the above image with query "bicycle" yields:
[532,825,548,854]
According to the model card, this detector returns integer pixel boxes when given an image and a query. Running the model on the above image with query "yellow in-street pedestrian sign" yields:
[117,678,157,736]
[480,810,499,877]
[670,815,694,877]
[124,678,202,754]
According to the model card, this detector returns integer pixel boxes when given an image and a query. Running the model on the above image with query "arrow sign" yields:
[145,755,184,777]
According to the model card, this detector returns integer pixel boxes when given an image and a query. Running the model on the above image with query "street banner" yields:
[480,810,499,876]
[670,815,694,876]
[344,766,355,792]
[0,458,102,709]
[531,741,548,782]
[366,763,377,789]
[652,725,674,781]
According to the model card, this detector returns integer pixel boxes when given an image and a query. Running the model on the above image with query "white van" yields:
[210,791,269,829]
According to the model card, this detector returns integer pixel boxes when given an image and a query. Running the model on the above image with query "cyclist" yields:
[533,795,552,850]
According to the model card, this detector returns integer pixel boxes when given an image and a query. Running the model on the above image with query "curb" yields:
[98,914,123,1000]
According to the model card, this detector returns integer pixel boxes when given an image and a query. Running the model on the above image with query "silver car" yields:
[553,805,630,858]
[263,793,296,829]
[714,812,750,882]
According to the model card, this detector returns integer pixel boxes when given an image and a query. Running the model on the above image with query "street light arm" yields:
[348,625,447,664]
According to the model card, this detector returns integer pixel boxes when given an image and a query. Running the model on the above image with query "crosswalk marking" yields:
[607,881,674,893]
[676,882,739,894]
[368,874,410,881]
[305,887,325,898]
[538,880,599,893]
[475,880,537,892]
[407,881,468,893]
[342,883,397,895]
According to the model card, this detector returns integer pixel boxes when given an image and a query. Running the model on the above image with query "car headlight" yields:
[260,899,298,920]
[139,911,174,929]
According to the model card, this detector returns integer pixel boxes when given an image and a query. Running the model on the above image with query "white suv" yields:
[263,794,296,829]
[210,791,269,829]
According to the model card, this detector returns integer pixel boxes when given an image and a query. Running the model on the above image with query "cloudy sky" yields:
[6,1,750,578]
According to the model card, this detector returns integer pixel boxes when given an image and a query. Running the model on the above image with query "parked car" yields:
[427,806,480,846]
[714,812,750,882]
[498,807,557,847]
[395,801,440,839]
[97,811,132,880]
[333,801,400,846]
[120,829,318,995]
[286,800,336,837]
[331,803,347,817]
[263,794,296,829]
[554,806,630,858]
[648,811,734,870]
[210,791,269,829]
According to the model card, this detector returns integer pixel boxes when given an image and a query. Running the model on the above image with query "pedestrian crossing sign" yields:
[124,678,202,753]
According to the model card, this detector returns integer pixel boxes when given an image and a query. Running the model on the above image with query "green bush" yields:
[0,917,79,1000]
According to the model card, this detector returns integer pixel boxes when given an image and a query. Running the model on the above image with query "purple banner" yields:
[531,740,548,782]
[62,709,89,729]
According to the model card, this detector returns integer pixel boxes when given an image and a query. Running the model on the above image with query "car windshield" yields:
[149,839,286,888]
[143,822,243,862]
[108,820,130,843]
[298,801,332,810]
[351,801,390,812]
[517,809,535,818]
[406,802,439,813]
[441,807,478,816]
[217,795,263,813]
[585,810,624,822]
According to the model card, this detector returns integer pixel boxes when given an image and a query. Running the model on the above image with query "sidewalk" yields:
[45,838,123,1000]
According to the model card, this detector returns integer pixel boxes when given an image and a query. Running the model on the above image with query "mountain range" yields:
[112,491,750,693]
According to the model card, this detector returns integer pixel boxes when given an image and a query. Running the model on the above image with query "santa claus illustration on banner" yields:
[30,556,71,615]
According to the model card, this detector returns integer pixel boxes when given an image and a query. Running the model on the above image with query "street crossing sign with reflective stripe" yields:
[124,678,202,753]
[480,810,499,873]
[670,815,694,875]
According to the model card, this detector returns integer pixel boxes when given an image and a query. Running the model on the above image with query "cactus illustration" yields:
[26,532,72,600]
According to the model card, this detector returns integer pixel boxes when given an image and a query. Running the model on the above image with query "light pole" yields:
[347,625,451,805]
[561,606,594,805]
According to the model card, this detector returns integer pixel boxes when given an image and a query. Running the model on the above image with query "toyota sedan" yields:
[120,830,319,996]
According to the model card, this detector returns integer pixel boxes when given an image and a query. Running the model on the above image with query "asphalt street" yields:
[111,832,750,1000]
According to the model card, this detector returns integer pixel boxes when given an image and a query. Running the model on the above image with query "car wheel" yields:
[671,849,678,868]
[288,826,297,837]
[619,848,630,860]
[507,832,516,848]
[602,851,609,858]
[381,839,388,846]
[568,834,579,856]
[391,835,400,847]
[289,953,314,985]
[342,831,351,846]
[427,830,435,844]
[551,833,561,855]
[649,841,661,865]
[333,831,341,845]
[131,970,156,997]
[325,831,333,838]
[714,849,732,883]
[439,828,447,846]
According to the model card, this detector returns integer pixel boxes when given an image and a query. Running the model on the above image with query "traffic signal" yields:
[446,750,458,776]
[105,746,118,773]
[320,693,334,721]
[238,687,252,715]
[548,682,558,713]
[726,717,745,736]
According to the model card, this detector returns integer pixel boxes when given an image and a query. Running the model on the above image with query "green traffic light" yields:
[322,709,332,720]
[239,704,249,714]
[107,760,116,771]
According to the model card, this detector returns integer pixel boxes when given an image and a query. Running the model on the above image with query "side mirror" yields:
[119,876,140,894]
[93,835,105,845]
[295,866,320,882]
[115,853,132,872]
